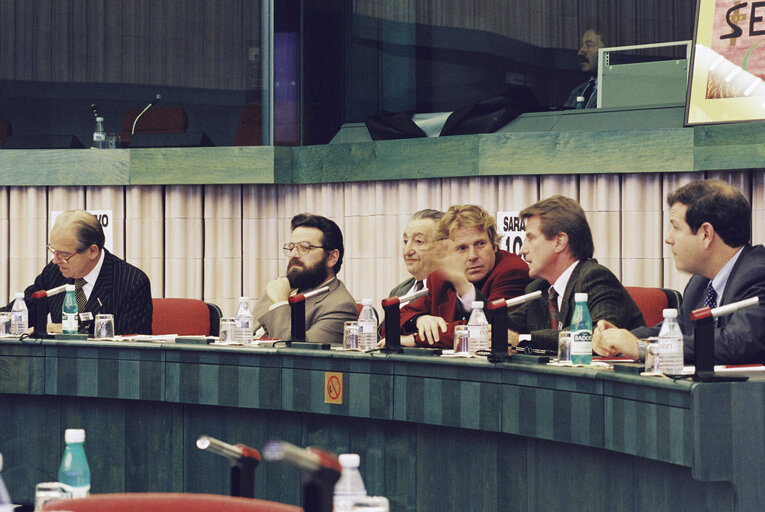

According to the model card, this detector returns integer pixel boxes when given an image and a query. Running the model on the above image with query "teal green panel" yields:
[117,360,140,399]
[348,371,370,418]
[198,364,220,405]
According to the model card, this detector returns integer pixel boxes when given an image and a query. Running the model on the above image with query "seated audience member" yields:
[3,209,153,335]
[252,213,357,344]
[507,195,644,352]
[389,209,445,298]
[593,179,765,364]
[563,28,605,109]
[396,204,531,348]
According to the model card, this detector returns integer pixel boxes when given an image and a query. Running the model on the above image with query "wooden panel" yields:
[0,149,130,186]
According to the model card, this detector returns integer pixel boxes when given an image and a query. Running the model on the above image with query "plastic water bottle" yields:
[10,292,28,336]
[570,292,593,365]
[62,284,78,334]
[576,95,585,109]
[358,299,377,351]
[657,308,684,374]
[333,453,367,512]
[58,429,91,498]
[235,297,253,343]
[92,117,106,149]
[0,453,13,512]
[467,301,489,355]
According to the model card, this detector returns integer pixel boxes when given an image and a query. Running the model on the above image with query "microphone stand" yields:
[196,435,260,498]
[287,286,329,347]
[487,291,543,363]
[381,288,428,353]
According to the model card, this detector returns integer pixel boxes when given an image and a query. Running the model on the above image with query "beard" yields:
[287,254,330,291]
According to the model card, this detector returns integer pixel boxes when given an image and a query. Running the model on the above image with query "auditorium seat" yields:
[43,493,301,512]
[152,298,222,336]
[0,119,11,144]
[121,106,188,145]
[625,286,682,328]
[234,101,263,146]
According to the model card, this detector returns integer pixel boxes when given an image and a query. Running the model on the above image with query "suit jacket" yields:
[508,258,645,351]
[397,250,530,348]
[632,244,765,364]
[388,277,416,299]
[252,276,357,345]
[564,77,597,109]
[10,249,153,335]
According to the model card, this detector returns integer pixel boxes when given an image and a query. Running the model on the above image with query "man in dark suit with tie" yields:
[388,209,445,299]
[594,179,765,364]
[506,195,644,352]
[563,29,605,109]
[7,209,153,335]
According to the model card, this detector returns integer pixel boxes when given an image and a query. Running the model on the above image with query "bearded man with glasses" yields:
[252,213,357,344]
[3,209,152,335]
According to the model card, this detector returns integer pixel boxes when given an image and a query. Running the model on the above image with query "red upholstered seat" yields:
[0,119,11,144]
[625,286,682,328]
[234,102,263,146]
[152,298,219,336]
[121,106,188,145]
[43,492,302,512]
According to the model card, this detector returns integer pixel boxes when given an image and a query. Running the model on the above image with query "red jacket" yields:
[398,250,530,348]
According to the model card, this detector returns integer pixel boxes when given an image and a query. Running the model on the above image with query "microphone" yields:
[288,286,331,343]
[30,284,68,299]
[131,93,162,136]
[262,439,341,475]
[197,435,261,498]
[196,435,261,464]
[689,296,759,321]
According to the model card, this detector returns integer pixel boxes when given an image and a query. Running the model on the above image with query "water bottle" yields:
[570,292,593,365]
[467,301,489,355]
[235,297,253,343]
[333,453,367,512]
[576,95,585,109]
[657,308,684,374]
[357,299,377,350]
[58,429,91,498]
[62,284,78,334]
[10,292,28,336]
[92,117,106,149]
[0,453,13,512]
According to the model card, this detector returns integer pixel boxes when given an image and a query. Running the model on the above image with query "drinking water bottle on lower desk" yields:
[10,292,28,336]
[62,285,78,334]
[570,293,592,365]
[333,453,367,512]
[0,453,13,512]
[235,296,253,343]
[58,429,91,498]
[657,308,684,374]
[358,299,377,350]
[467,301,489,355]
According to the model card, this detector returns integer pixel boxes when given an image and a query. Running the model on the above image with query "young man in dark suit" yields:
[507,195,644,352]
[594,179,765,364]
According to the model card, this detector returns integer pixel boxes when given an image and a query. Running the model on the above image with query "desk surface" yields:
[0,338,762,511]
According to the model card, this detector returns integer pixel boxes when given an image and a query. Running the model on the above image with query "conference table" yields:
[0,337,762,512]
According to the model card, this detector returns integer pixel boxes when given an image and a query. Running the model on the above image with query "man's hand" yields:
[506,329,520,353]
[416,315,447,345]
[592,319,639,358]
[266,277,292,304]
[377,334,416,349]
[439,247,472,296]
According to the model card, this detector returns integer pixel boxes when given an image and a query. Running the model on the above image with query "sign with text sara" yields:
[496,211,526,259]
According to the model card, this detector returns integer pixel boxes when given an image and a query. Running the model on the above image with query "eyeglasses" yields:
[282,241,324,256]
[46,243,83,263]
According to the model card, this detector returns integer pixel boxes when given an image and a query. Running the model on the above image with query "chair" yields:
[234,102,263,146]
[626,286,682,328]
[152,298,222,336]
[121,106,188,145]
[0,119,11,144]
[43,492,301,512]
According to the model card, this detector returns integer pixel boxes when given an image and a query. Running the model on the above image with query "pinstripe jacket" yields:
[15,249,153,335]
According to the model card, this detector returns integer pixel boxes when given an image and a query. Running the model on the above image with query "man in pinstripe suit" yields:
[6,209,153,335]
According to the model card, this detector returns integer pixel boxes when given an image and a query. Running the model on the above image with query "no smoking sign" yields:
[324,372,343,404]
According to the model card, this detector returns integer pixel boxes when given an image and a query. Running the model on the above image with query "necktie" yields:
[581,78,596,108]
[548,287,560,330]
[74,278,88,312]
[413,280,424,292]
[704,282,718,309]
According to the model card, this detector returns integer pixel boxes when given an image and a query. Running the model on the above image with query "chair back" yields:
[234,102,263,146]
[0,119,11,144]
[152,298,221,336]
[625,286,682,328]
[121,106,188,144]
[43,492,301,512]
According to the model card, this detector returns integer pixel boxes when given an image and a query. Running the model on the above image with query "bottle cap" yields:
[663,308,678,318]
[14,292,23,299]
[338,453,360,468]
[574,293,588,302]
[239,296,249,302]
[96,117,104,122]
[65,429,85,444]
[65,284,75,291]
[361,298,372,306]
[471,301,483,309]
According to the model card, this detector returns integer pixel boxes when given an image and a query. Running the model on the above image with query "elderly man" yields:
[252,213,357,344]
[396,204,530,348]
[389,209,444,298]
[6,209,153,335]
[594,180,765,364]
[563,28,605,109]
[507,195,644,352]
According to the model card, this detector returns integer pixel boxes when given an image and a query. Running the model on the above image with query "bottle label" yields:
[93,132,105,141]
[62,312,78,333]
[570,329,592,355]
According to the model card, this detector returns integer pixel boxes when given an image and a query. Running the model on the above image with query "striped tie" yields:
[74,278,88,312]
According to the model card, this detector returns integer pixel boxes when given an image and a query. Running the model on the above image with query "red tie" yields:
[548,287,559,330]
